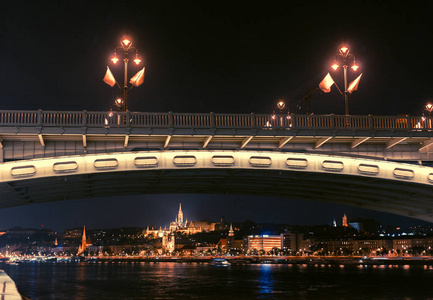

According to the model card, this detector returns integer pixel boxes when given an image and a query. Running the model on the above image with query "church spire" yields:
[228,223,234,237]
[178,203,183,224]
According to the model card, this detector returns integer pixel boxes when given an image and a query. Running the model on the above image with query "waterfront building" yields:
[324,239,393,255]
[245,235,282,253]
[393,237,433,253]
[281,232,305,253]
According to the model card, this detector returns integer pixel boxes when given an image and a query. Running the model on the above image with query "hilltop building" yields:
[342,214,348,227]
[146,203,217,237]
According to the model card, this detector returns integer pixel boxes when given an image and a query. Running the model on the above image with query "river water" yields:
[2,261,433,299]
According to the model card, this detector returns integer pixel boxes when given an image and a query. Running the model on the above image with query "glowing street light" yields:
[426,103,433,115]
[103,35,145,112]
[331,46,360,116]
[276,100,286,112]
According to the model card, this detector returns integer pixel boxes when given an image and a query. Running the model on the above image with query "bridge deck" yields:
[1,111,433,222]
[0,110,433,163]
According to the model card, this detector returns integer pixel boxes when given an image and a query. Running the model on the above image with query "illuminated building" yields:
[246,235,282,253]
[342,214,348,227]
[227,223,234,250]
[77,226,92,255]
[146,203,217,237]
[162,232,175,254]
[169,203,187,231]
[324,239,392,254]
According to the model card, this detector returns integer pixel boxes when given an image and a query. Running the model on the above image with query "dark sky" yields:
[1,1,433,231]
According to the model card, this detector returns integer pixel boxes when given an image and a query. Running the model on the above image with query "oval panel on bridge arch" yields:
[134,156,158,168]
[211,155,235,166]
[322,160,344,172]
[53,161,78,174]
[173,155,197,167]
[10,165,36,178]
[94,158,119,170]
[427,174,433,183]
[358,163,380,175]
[286,158,308,169]
[393,168,415,180]
[249,156,272,167]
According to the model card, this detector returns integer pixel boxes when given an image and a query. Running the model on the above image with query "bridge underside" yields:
[2,168,433,223]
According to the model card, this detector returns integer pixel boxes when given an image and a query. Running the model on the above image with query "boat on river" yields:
[209,258,230,266]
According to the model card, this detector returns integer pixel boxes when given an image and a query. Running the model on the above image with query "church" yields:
[146,203,217,237]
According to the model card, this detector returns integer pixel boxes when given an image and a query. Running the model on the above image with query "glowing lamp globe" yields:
[340,46,349,54]
[122,38,131,48]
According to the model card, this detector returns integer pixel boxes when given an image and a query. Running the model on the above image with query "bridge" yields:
[1,110,433,222]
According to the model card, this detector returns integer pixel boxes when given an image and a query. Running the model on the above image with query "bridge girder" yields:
[1,150,433,222]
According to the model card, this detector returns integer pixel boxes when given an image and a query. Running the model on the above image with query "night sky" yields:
[1,1,433,231]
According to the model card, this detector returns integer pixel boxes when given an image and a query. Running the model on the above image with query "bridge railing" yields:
[0,110,432,131]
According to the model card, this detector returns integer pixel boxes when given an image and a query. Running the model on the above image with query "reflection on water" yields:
[258,264,274,296]
[3,262,433,299]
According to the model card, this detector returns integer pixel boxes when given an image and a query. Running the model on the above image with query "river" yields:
[2,261,433,299]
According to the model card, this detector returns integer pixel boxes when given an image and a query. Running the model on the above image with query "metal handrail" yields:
[0,110,431,131]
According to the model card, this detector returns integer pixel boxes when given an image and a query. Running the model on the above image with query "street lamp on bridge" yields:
[425,103,433,116]
[330,46,361,116]
[103,36,145,111]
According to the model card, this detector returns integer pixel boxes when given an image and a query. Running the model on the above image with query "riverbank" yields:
[5,255,433,266]
[95,256,433,266]
[0,269,25,300]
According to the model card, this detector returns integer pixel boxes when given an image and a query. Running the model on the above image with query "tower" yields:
[228,223,234,237]
[178,203,183,224]
[78,226,88,255]
[332,218,337,227]
[342,214,348,227]
[162,232,175,254]
[227,223,234,251]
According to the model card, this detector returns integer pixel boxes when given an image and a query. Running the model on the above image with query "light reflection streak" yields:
[258,264,274,296]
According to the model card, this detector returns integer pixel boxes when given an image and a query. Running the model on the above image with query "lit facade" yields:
[146,203,216,237]
[342,214,348,227]
[246,235,282,253]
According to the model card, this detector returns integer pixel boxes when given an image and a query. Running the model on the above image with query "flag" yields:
[130,67,145,87]
[347,73,363,93]
[103,66,117,87]
[319,73,335,93]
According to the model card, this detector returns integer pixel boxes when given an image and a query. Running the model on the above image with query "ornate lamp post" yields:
[104,36,144,112]
[331,46,359,116]
[271,99,291,128]
[425,103,433,115]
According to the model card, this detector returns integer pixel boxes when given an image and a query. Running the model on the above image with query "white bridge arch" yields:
[1,150,433,222]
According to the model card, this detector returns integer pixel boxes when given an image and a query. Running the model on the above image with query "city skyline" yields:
[1,1,433,231]
[0,195,430,232]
